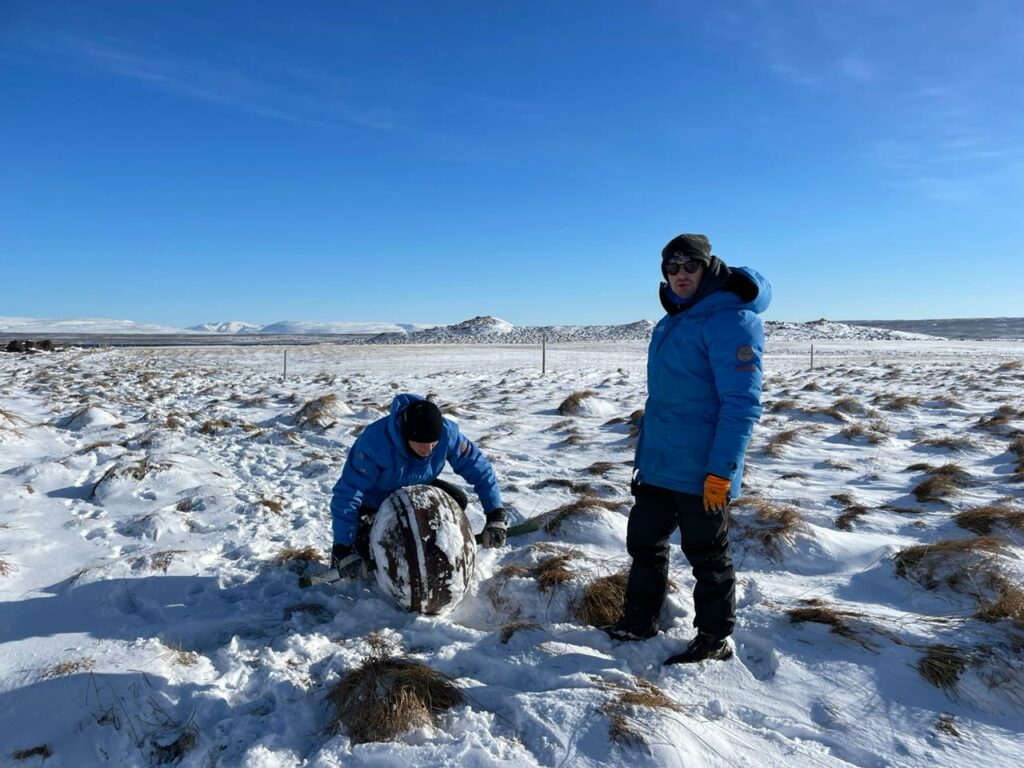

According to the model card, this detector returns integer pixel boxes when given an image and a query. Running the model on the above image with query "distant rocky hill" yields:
[764,318,939,341]
[361,316,940,344]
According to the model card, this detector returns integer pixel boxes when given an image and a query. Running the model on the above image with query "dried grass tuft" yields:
[295,393,345,430]
[42,657,96,680]
[149,549,186,573]
[536,550,583,592]
[911,475,960,503]
[875,394,922,411]
[894,537,1005,592]
[954,505,1024,535]
[199,418,232,435]
[540,496,624,535]
[835,505,871,531]
[0,555,14,577]
[733,498,804,560]
[628,409,644,437]
[327,656,463,744]
[765,428,801,457]
[259,497,285,515]
[787,599,872,647]
[274,546,324,566]
[916,435,976,452]
[599,677,682,746]
[996,360,1023,372]
[12,745,53,760]
[917,645,966,694]
[975,584,1024,628]
[574,572,628,628]
[499,621,542,644]
[935,713,962,738]
[558,390,598,416]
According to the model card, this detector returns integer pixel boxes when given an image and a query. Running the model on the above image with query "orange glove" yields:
[703,474,731,513]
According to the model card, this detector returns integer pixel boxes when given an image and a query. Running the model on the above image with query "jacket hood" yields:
[660,265,771,317]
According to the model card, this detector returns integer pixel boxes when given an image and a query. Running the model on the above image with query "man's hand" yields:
[330,543,365,578]
[480,508,508,548]
[703,475,731,513]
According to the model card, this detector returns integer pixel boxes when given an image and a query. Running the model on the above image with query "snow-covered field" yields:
[2,340,1023,767]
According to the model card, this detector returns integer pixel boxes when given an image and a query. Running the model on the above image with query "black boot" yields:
[602,617,658,642]
[664,632,732,665]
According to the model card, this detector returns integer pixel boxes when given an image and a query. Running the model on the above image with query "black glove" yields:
[480,508,508,548]
[330,543,365,578]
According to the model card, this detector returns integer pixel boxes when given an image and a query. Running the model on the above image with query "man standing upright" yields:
[607,233,771,664]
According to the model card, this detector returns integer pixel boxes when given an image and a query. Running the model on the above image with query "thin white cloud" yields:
[838,55,873,82]
[29,34,399,131]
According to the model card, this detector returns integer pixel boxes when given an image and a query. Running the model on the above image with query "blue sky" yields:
[1,1,1021,326]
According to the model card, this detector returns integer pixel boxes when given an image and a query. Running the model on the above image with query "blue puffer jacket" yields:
[330,393,503,545]
[635,266,771,498]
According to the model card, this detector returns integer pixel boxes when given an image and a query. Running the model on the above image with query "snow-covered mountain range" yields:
[2,315,944,342]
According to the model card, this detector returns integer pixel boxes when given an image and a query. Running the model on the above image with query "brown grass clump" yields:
[558,390,598,416]
[258,497,285,515]
[199,418,232,435]
[831,396,867,416]
[536,550,583,592]
[274,546,324,566]
[149,549,186,573]
[976,584,1024,628]
[786,599,873,647]
[916,435,976,452]
[934,713,962,738]
[295,393,346,430]
[925,463,974,485]
[12,745,54,760]
[499,621,542,644]
[917,645,966,694]
[954,505,1024,535]
[733,498,803,560]
[327,656,463,744]
[768,399,798,413]
[835,505,871,531]
[42,657,96,680]
[628,409,644,437]
[911,475,960,503]
[574,572,628,628]
[599,677,681,746]
[540,496,624,535]
[875,394,922,411]
[0,556,15,576]
[765,428,800,458]
[996,360,1023,372]
[579,461,621,477]
[894,537,1005,592]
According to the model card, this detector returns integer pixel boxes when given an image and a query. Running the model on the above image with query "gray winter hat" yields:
[661,233,712,266]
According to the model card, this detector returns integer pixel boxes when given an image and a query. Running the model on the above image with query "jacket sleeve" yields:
[329,435,383,546]
[703,309,765,481]
[445,421,503,513]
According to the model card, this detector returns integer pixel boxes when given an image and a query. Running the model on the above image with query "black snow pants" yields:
[352,478,469,561]
[621,482,735,639]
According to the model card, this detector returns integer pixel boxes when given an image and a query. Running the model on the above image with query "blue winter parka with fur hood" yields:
[635,266,771,498]
[330,393,502,546]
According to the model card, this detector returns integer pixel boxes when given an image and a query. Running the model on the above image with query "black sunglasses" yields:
[665,260,702,275]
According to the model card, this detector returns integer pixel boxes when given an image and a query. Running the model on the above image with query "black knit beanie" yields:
[661,233,713,278]
[402,399,444,442]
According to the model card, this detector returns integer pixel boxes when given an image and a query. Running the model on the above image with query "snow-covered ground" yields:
[2,340,1023,767]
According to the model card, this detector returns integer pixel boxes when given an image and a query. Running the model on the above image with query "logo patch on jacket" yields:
[736,345,755,362]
